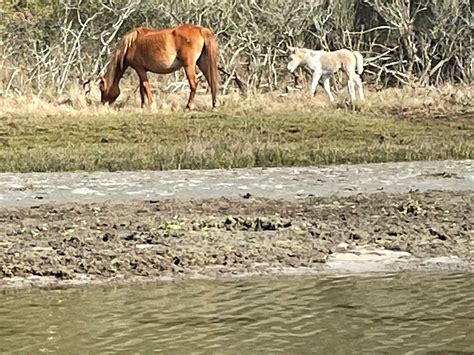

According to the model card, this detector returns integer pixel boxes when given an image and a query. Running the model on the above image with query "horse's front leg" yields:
[138,81,146,108]
[137,69,153,108]
[322,76,335,102]
[184,65,198,110]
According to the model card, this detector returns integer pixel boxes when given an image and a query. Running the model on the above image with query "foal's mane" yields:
[300,48,311,52]
[294,47,321,59]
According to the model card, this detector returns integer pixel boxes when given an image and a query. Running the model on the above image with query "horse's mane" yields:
[103,28,143,88]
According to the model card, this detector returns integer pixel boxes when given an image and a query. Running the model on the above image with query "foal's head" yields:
[287,47,304,73]
[99,76,120,105]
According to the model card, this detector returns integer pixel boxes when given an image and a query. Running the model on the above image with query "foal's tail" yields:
[352,51,364,75]
[201,28,218,108]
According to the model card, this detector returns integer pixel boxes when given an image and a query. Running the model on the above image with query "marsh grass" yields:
[0,85,472,172]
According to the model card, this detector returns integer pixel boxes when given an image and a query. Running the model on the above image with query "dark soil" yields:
[0,191,472,283]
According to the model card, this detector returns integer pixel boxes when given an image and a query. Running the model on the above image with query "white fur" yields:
[287,47,364,102]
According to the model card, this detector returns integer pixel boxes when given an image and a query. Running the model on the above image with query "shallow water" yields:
[1,273,473,354]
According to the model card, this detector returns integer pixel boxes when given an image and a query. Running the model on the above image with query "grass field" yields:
[0,85,472,172]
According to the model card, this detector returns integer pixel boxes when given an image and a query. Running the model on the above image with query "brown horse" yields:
[99,24,218,109]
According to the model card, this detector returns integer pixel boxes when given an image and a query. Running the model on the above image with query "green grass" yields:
[0,103,472,172]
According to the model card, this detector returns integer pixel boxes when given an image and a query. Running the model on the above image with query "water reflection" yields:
[1,273,473,354]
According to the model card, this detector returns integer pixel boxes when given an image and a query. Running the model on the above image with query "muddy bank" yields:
[0,190,472,289]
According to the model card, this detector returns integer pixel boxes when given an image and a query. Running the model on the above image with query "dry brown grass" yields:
[0,84,472,172]
[1,81,472,116]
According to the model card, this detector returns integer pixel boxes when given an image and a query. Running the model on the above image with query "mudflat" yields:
[0,189,472,289]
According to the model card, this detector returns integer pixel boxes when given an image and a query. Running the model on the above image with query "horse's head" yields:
[99,76,120,105]
[287,46,302,73]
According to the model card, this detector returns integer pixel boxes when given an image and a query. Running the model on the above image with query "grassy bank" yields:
[0,86,472,172]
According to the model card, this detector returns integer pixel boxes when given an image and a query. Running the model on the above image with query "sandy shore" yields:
[1,160,472,207]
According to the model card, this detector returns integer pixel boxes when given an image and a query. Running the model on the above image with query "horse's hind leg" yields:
[322,76,335,102]
[183,65,198,110]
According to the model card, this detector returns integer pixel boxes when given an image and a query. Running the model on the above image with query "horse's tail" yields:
[352,51,364,75]
[201,27,218,108]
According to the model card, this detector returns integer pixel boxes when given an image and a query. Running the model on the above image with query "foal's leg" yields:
[347,74,356,102]
[183,65,198,110]
[322,75,335,102]
[354,75,364,100]
[311,70,322,96]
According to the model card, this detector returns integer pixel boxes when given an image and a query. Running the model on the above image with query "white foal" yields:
[287,46,365,102]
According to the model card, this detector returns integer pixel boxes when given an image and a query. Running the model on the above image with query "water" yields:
[1,273,473,354]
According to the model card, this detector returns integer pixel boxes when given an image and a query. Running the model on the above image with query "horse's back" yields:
[130,24,204,44]
[172,23,205,34]
[124,24,209,73]
[319,50,343,73]
[170,24,207,48]
[333,49,354,61]
[122,27,178,73]
[333,49,357,72]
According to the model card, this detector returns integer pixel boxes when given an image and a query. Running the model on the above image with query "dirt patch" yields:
[0,190,472,288]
